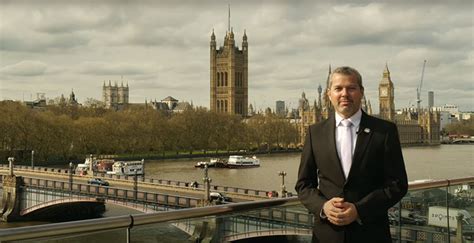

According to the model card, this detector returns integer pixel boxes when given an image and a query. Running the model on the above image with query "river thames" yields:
[144,144,474,193]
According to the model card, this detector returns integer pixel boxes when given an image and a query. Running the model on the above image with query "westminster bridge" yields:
[0,161,473,242]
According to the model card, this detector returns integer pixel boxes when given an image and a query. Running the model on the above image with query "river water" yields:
[1,144,472,238]
[144,144,474,193]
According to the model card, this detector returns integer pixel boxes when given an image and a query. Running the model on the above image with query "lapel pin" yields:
[364,128,371,134]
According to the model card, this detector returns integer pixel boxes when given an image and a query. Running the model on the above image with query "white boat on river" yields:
[107,159,145,176]
[226,155,260,168]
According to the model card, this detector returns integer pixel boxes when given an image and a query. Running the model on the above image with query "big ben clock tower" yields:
[379,63,395,121]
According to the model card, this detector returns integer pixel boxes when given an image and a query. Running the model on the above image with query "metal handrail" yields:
[0,176,473,242]
[408,176,474,190]
[0,197,300,241]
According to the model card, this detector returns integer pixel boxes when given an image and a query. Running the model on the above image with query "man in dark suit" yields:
[295,66,408,243]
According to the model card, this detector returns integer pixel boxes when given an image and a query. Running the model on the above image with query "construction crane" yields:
[416,60,427,110]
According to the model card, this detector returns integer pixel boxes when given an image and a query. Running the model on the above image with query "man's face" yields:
[328,73,364,118]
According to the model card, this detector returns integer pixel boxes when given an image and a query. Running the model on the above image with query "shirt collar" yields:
[335,109,362,128]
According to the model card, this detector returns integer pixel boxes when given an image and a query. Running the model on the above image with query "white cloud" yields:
[0,0,472,111]
[0,61,48,76]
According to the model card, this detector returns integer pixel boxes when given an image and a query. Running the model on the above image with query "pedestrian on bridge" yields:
[295,66,408,243]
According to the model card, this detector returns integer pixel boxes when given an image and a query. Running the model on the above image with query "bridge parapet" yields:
[0,165,271,199]
[22,177,201,209]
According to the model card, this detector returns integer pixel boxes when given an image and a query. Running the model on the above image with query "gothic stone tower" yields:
[103,81,129,110]
[210,29,248,116]
[379,64,395,121]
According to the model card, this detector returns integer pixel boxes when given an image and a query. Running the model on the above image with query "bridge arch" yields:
[20,198,105,221]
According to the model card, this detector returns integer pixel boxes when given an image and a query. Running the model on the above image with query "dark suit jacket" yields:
[295,111,408,243]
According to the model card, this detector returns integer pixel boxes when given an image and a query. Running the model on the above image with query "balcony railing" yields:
[0,176,472,243]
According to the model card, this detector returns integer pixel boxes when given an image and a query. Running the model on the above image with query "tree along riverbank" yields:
[1,148,304,167]
[1,101,299,166]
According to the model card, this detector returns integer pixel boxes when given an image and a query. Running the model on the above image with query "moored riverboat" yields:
[194,158,227,168]
[107,159,145,176]
[226,155,260,168]
[76,157,116,175]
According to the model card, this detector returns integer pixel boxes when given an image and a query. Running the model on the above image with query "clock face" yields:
[381,88,388,96]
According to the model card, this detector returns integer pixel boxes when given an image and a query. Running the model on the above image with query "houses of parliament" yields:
[206,15,440,147]
[297,64,441,146]
[209,27,248,117]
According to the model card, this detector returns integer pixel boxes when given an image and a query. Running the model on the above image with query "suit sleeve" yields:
[295,128,327,215]
[354,123,408,222]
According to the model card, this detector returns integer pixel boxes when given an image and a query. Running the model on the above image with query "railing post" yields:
[397,201,401,242]
[456,214,464,243]
[446,180,451,243]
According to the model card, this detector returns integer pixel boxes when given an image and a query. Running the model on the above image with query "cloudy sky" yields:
[0,0,472,112]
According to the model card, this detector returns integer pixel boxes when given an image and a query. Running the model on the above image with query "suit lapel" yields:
[346,111,373,183]
[325,114,346,184]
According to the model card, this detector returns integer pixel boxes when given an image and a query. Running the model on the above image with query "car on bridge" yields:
[87,178,109,187]
[210,192,232,203]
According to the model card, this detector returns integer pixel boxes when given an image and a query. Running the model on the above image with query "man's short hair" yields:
[329,66,364,90]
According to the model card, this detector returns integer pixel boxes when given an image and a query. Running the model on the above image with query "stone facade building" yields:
[296,64,440,146]
[103,81,129,110]
[149,96,192,114]
[210,28,248,116]
[378,64,440,145]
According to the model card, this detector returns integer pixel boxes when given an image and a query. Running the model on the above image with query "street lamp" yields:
[203,163,212,202]
[31,150,35,169]
[88,154,93,177]
[69,162,74,192]
[278,171,287,198]
[8,157,14,176]
[133,169,138,201]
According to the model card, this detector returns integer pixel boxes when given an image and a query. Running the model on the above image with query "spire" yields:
[384,62,390,75]
[326,64,331,87]
[243,29,247,41]
[228,3,231,33]
[381,62,392,82]
[211,28,215,40]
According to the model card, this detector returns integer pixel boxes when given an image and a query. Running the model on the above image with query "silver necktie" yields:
[340,120,353,178]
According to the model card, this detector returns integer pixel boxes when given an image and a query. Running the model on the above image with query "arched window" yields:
[240,73,242,86]
[225,100,228,112]
[238,73,241,86]
[239,72,242,86]
[217,73,221,86]
[225,72,228,86]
